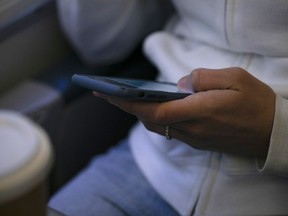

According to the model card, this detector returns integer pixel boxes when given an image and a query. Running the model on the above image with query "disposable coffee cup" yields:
[0,110,53,216]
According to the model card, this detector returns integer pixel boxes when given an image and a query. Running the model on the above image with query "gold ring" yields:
[165,125,171,140]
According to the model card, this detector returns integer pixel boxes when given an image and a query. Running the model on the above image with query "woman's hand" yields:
[95,67,276,157]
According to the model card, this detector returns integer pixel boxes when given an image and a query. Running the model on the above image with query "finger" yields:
[93,92,177,123]
[109,96,208,124]
[178,67,250,93]
[142,121,217,151]
[95,88,239,125]
[141,120,188,141]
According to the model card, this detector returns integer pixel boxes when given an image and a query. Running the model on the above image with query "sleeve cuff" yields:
[258,95,288,177]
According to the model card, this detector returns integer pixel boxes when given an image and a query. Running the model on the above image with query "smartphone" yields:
[72,74,191,102]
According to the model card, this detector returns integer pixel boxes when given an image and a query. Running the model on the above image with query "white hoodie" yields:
[58,0,288,215]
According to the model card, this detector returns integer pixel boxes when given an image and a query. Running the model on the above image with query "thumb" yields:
[178,67,244,92]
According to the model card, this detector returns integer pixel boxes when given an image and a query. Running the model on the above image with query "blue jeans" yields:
[48,140,179,216]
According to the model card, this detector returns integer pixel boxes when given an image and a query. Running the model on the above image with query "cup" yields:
[0,110,53,216]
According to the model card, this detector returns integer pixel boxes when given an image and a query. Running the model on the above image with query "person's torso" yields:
[171,0,288,57]
[131,0,288,215]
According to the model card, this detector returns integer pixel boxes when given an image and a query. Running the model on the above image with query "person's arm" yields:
[57,0,174,65]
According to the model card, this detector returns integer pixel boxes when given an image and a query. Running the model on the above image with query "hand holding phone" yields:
[72,74,192,102]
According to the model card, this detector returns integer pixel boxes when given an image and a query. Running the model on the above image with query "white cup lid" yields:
[0,110,53,203]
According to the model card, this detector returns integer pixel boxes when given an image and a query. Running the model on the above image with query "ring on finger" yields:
[165,125,172,140]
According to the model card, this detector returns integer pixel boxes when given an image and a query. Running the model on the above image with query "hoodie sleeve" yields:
[258,95,288,177]
[56,0,174,65]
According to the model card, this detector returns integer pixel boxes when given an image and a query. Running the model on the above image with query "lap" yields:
[48,140,179,216]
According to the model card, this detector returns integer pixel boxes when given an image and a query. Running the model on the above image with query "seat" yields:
[0,0,158,198]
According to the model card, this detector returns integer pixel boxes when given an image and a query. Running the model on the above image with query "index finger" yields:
[105,93,210,124]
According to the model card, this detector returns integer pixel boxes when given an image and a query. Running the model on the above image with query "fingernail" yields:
[177,76,194,93]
